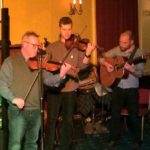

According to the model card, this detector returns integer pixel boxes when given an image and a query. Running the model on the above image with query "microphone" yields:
[37,48,46,55]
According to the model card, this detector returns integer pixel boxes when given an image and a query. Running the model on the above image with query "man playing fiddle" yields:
[44,16,95,150]
[0,31,73,150]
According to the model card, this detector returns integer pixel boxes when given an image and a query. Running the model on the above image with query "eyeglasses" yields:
[23,41,40,47]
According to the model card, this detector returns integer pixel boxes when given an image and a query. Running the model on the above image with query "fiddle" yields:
[65,34,90,51]
[27,56,80,73]
[27,56,60,72]
[28,35,85,72]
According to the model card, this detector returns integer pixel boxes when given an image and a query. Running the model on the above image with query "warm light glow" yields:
[79,0,82,4]
[69,0,83,15]
[0,0,3,8]
[73,0,76,4]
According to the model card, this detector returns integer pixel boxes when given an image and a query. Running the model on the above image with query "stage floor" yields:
[52,116,150,150]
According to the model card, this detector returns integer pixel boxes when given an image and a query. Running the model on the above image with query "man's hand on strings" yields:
[124,62,136,73]
[85,43,96,56]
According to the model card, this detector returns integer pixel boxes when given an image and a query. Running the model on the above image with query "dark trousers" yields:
[109,87,141,144]
[44,91,76,150]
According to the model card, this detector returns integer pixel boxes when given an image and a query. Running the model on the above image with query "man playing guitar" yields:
[99,30,145,150]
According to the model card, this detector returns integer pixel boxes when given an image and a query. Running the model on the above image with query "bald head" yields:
[119,30,134,51]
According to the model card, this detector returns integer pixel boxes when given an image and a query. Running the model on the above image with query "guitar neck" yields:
[116,55,146,70]
[128,55,146,64]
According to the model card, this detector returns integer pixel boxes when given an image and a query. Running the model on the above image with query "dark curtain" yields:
[96,0,139,51]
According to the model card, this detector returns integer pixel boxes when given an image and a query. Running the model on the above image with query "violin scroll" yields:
[65,34,90,51]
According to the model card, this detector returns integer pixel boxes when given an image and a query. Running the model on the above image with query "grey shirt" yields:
[0,58,15,101]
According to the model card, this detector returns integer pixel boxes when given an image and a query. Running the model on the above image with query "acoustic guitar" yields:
[100,53,150,88]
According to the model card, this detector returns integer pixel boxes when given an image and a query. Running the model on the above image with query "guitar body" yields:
[100,51,149,88]
[100,56,125,87]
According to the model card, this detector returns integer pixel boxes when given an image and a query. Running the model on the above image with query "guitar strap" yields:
[128,47,137,61]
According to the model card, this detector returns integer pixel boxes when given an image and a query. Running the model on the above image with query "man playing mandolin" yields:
[99,30,145,150]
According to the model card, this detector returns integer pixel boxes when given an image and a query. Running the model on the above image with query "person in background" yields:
[44,16,95,150]
[99,30,145,150]
[76,65,110,134]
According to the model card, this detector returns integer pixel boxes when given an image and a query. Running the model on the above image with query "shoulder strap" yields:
[129,47,137,60]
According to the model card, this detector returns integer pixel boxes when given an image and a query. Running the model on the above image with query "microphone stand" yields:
[24,50,45,150]
[37,50,45,150]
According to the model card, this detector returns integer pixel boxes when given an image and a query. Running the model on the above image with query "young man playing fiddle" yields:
[44,16,95,150]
